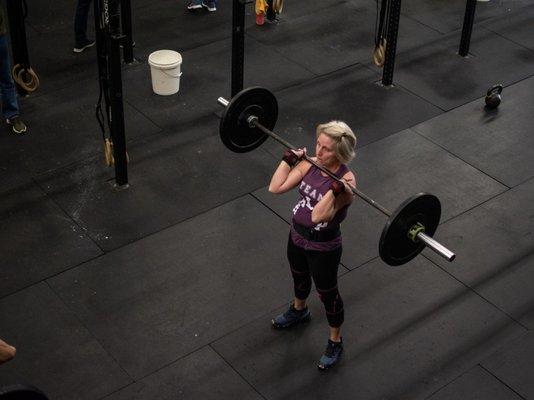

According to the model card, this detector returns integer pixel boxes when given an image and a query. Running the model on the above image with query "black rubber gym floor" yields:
[0,0,533,399]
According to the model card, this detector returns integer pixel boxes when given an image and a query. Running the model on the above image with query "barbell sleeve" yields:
[416,232,456,262]
[218,97,230,107]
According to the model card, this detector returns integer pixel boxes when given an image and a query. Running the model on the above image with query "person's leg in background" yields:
[266,0,278,22]
[0,34,27,134]
[74,0,95,52]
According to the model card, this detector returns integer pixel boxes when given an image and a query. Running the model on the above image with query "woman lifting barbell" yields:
[268,120,357,370]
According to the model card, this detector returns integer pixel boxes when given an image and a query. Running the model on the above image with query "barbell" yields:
[216,87,456,266]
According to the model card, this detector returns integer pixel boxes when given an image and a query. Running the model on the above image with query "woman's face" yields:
[315,133,338,168]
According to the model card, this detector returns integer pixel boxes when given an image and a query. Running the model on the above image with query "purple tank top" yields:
[290,163,351,251]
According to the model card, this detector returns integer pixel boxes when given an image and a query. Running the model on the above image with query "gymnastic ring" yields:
[273,0,283,14]
[12,64,40,93]
[373,39,386,67]
[103,138,130,166]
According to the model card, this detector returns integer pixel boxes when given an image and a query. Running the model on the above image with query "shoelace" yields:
[325,342,341,357]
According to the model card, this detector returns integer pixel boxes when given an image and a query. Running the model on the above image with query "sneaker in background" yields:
[266,8,278,23]
[266,14,279,24]
[73,39,96,53]
[120,40,136,49]
[202,1,217,11]
[6,117,27,134]
[187,1,203,10]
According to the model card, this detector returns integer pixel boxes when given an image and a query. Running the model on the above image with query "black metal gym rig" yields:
[94,0,135,187]
[230,0,480,91]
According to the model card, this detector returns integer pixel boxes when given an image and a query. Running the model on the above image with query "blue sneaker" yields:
[317,339,343,370]
[272,303,311,329]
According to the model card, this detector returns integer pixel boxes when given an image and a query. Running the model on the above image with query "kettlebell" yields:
[485,84,503,109]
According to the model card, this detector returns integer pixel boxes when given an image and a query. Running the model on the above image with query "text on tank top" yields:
[292,163,350,232]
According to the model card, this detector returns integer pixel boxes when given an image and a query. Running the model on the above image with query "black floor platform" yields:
[1,0,533,399]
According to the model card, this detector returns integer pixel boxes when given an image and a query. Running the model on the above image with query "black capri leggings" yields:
[287,235,344,328]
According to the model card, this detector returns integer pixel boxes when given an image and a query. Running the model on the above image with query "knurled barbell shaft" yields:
[250,116,455,262]
[217,97,456,263]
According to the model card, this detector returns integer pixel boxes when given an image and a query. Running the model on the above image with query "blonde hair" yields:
[315,120,357,164]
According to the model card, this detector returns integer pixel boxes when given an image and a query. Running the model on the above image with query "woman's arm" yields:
[269,150,311,194]
[311,172,356,224]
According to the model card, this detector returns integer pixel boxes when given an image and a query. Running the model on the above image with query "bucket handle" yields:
[161,70,183,79]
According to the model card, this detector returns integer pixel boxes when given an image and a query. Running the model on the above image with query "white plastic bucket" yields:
[148,50,183,95]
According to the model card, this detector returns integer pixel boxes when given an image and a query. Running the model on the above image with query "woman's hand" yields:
[342,178,355,195]
[330,178,354,197]
[292,147,306,159]
[282,148,307,167]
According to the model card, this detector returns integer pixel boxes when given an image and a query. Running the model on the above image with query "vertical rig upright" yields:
[94,0,129,187]
[120,0,135,63]
[459,0,477,57]
[231,0,246,97]
[382,0,401,86]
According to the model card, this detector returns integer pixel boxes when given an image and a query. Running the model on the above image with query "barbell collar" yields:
[217,97,230,107]
[247,115,258,128]
[416,231,456,262]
